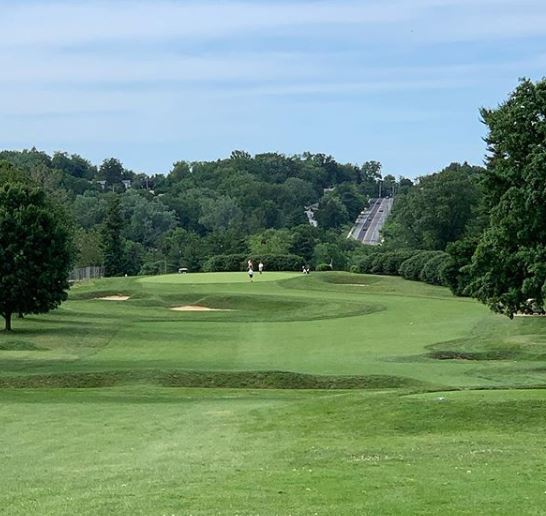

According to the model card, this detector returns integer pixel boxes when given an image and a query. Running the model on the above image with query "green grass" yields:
[1,272,546,514]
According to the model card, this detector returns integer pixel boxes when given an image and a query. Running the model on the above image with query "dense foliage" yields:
[0,173,73,330]
[382,162,485,251]
[352,249,452,287]
[0,149,402,276]
[466,79,546,316]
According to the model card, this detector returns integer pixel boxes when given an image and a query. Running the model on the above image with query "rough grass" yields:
[0,369,430,390]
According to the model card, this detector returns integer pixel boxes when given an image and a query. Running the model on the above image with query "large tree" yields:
[0,181,73,331]
[468,78,546,316]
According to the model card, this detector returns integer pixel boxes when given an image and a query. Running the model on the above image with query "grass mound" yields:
[0,340,43,351]
[427,338,546,361]
[0,370,429,390]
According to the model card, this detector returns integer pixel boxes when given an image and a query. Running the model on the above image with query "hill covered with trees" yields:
[0,150,407,274]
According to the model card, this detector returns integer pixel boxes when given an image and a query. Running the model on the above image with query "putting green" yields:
[138,271,300,284]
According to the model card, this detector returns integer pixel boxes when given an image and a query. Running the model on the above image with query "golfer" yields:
[258,261,264,274]
[248,266,254,281]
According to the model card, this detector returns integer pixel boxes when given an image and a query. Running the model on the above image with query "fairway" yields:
[1,272,546,514]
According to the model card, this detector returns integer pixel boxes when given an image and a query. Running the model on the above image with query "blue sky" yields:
[1,0,545,178]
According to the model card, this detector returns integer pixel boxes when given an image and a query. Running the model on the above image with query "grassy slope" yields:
[1,272,546,514]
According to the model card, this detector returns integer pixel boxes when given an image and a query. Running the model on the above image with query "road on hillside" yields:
[347,198,381,241]
[347,197,393,245]
[361,197,393,244]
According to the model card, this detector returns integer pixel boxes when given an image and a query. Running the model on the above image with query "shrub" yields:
[316,263,332,271]
[352,253,379,274]
[381,250,419,275]
[398,251,443,281]
[245,254,304,271]
[419,252,451,286]
[202,254,247,272]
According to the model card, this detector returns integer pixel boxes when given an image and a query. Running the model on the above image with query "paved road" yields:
[347,198,380,240]
[361,197,393,244]
[348,197,393,245]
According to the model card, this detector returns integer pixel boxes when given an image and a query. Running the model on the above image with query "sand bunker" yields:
[95,295,130,301]
[347,284,368,287]
[171,305,231,312]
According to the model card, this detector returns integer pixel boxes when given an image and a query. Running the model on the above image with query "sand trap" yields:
[95,295,130,301]
[347,284,368,287]
[514,313,546,317]
[171,305,231,312]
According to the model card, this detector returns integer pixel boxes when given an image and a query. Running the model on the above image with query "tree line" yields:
[0,150,408,282]
[1,77,545,329]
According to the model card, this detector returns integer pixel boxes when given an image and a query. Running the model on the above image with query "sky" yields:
[1,0,545,178]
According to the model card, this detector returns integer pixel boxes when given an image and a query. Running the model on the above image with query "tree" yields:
[74,228,104,267]
[160,228,203,272]
[198,196,243,232]
[336,183,367,220]
[313,242,347,270]
[382,163,484,250]
[467,78,546,316]
[0,181,73,331]
[315,193,350,229]
[248,229,292,255]
[120,190,177,247]
[52,152,96,179]
[101,195,125,276]
[99,158,125,187]
[290,224,319,263]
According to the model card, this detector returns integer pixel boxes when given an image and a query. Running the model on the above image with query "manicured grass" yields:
[2,387,546,515]
[1,272,545,514]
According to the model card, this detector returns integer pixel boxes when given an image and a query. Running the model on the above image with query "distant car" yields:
[379,209,384,212]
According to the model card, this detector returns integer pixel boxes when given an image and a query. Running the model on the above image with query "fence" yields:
[69,265,105,282]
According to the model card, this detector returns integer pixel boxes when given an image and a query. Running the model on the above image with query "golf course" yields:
[1,271,546,515]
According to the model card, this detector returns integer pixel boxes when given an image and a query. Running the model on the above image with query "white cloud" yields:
[0,0,544,174]
[1,0,545,50]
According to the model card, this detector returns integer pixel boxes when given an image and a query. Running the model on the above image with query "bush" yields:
[203,253,305,272]
[350,250,415,275]
[352,253,379,274]
[380,250,419,275]
[140,261,164,275]
[316,263,332,271]
[202,254,247,272]
[398,251,443,281]
[419,252,451,286]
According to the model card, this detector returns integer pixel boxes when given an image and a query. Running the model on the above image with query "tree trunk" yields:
[4,312,12,331]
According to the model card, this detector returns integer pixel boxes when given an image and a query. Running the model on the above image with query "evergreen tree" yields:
[102,195,125,276]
